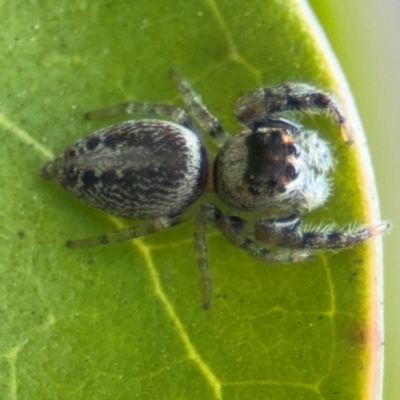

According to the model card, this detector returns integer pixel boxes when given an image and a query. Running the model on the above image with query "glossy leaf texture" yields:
[0,1,384,399]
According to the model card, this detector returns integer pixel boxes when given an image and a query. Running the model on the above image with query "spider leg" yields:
[84,101,199,133]
[234,82,352,142]
[67,214,184,248]
[255,217,390,249]
[194,204,216,309]
[250,116,302,134]
[171,69,230,147]
[216,214,312,262]
[194,205,313,309]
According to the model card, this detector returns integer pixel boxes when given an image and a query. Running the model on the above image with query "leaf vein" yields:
[0,111,54,159]
[134,239,222,398]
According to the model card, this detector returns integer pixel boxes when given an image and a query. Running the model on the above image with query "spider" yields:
[40,70,389,309]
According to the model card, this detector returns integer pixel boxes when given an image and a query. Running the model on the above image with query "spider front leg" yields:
[234,82,352,142]
[194,205,313,309]
[67,214,184,248]
[254,217,390,249]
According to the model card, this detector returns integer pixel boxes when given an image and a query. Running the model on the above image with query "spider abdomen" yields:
[41,120,208,218]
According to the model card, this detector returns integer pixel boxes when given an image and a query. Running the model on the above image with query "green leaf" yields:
[0,1,384,399]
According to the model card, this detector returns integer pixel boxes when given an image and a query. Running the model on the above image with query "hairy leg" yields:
[254,217,390,249]
[67,215,183,248]
[194,205,313,309]
[171,69,230,147]
[234,82,352,142]
[85,101,198,133]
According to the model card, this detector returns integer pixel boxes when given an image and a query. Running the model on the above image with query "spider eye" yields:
[287,144,298,157]
[285,165,298,180]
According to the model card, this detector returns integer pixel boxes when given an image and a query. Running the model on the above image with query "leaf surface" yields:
[0,1,383,399]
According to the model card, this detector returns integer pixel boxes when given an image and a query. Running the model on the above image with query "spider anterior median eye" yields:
[286,165,297,180]
[287,144,297,156]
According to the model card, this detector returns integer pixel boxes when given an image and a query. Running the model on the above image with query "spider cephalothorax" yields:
[40,70,389,309]
[213,126,332,213]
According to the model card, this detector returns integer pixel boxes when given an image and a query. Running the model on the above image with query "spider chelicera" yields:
[40,70,389,309]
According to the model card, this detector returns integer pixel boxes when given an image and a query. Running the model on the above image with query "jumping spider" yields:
[40,70,389,309]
